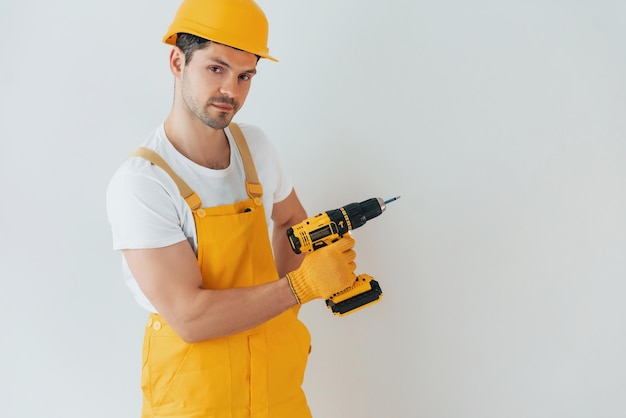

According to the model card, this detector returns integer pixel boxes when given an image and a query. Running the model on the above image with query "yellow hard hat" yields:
[163,0,278,62]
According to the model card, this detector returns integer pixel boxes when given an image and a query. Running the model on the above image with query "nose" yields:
[219,74,239,98]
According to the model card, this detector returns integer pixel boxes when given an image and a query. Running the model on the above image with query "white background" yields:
[1,1,625,417]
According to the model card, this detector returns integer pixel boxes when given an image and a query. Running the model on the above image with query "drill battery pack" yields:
[326,274,383,316]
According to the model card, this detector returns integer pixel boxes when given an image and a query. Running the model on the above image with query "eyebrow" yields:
[209,57,257,75]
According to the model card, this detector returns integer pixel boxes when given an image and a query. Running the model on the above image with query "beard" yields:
[187,96,239,130]
[181,82,240,130]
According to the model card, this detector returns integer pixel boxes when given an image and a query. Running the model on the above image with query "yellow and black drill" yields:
[287,196,400,316]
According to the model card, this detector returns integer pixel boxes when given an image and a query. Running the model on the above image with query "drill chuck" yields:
[326,197,385,234]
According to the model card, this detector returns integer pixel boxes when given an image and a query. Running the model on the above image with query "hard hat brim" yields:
[163,31,278,62]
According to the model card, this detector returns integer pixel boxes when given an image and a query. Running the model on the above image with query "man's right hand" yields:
[285,235,357,304]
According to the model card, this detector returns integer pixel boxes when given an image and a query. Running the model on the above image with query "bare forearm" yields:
[179,277,297,343]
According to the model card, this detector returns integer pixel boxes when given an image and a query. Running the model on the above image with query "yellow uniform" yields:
[133,124,312,417]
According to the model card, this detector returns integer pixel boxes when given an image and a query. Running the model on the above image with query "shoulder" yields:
[232,122,270,147]
[230,122,279,162]
[232,121,265,138]
[106,159,180,222]
[229,122,293,204]
[112,125,179,180]
[106,129,190,250]
[107,126,182,206]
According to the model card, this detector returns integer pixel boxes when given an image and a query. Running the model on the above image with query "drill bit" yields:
[384,196,401,205]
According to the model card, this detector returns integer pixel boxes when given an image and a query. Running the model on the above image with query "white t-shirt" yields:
[106,123,293,313]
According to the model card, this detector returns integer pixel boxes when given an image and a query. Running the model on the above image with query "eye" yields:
[239,73,252,81]
[209,66,222,73]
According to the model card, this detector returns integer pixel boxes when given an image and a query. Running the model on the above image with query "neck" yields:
[164,109,231,169]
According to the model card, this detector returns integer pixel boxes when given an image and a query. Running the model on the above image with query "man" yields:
[106,0,357,416]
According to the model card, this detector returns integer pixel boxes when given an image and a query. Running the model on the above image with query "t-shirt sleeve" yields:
[106,168,187,251]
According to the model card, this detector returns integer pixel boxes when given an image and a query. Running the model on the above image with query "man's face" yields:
[179,42,258,130]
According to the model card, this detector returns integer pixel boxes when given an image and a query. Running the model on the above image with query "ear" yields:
[169,47,185,78]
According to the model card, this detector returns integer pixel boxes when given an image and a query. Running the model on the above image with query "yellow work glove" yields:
[286,235,357,304]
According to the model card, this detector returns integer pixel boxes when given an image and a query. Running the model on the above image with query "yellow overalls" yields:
[131,123,312,418]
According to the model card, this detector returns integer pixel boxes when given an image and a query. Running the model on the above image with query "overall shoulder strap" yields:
[129,147,203,210]
[229,122,263,201]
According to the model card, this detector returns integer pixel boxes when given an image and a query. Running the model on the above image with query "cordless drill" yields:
[287,196,399,316]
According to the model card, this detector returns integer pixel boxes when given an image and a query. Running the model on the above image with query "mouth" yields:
[211,103,234,112]
[210,98,237,113]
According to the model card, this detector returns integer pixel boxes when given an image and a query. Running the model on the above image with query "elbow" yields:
[164,311,206,343]
[155,291,231,343]
[168,312,224,343]
[170,320,205,344]
[179,331,203,344]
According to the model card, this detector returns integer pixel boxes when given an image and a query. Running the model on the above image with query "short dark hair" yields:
[175,32,261,64]
[175,33,211,63]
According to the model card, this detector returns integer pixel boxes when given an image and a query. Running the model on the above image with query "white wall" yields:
[1,1,625,417]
